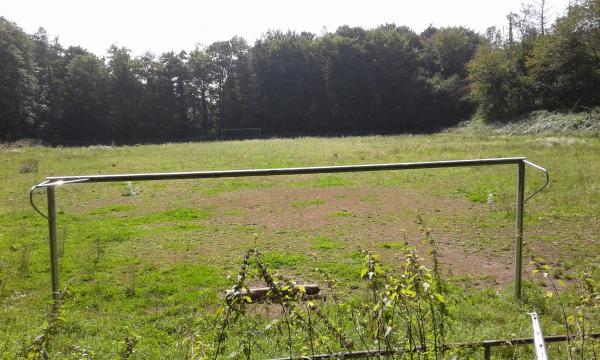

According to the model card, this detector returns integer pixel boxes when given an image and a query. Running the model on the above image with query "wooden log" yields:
[225,284,320,303]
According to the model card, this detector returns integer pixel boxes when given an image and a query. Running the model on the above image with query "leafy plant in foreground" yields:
[530,256,600,359]
[206,227,452,359]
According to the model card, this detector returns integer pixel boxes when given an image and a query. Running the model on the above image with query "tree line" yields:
[1,0,599,143]
[469,0,600,121]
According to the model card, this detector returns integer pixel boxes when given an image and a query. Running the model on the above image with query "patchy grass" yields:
[311,235,342,250]
[291,198,326,207]
[331,209,353,217]
[159,223,208,232]
[1,133,599,357]
[316,175,353,188]
[199,178,264,196]
[464,188,497,203]
[261,251,306,268]
[223,208,246,217]
[88,204,136,215]
[380,241,406,249]
[156,207,215,221]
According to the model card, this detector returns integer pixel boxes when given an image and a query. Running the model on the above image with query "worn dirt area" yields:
[84,184,582,289]
[201,186,516,286]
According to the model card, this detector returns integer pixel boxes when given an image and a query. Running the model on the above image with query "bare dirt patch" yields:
[204,187,515,286]
[85,184,577,289]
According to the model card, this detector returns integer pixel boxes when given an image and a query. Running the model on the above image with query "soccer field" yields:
[1,134,599,358]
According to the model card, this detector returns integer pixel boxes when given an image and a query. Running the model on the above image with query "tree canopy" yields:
[468,0,600,121]
[0,0,598,143]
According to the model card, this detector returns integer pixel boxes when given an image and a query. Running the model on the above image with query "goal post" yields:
[29,157,548,302]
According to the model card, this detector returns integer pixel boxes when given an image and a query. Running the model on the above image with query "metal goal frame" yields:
[29,157,548,301]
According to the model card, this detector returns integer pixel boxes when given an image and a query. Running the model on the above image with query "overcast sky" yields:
[3,0,571,56]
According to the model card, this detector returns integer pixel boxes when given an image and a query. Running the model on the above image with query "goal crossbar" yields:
[29,157,548,301]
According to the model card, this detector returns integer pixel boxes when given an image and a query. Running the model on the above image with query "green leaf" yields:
[401,289,416,297]
[434,293,446,303]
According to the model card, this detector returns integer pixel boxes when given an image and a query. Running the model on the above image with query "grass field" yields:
[1,134,599,358]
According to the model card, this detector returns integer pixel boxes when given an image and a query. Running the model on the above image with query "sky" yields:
[3,0,572,56]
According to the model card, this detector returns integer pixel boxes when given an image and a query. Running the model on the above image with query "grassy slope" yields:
[1,134,599,358]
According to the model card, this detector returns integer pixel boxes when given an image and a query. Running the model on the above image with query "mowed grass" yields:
[0,134,599,357]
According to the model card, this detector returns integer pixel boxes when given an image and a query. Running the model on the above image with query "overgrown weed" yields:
[206,227,452,359]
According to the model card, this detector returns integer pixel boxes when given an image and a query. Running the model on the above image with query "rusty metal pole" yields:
[515,161,525,299]
[47,186,60,302]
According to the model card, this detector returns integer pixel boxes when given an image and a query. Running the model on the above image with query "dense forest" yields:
[1,0,599,143]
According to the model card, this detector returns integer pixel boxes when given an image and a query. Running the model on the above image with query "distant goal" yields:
[221,128,262,140]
